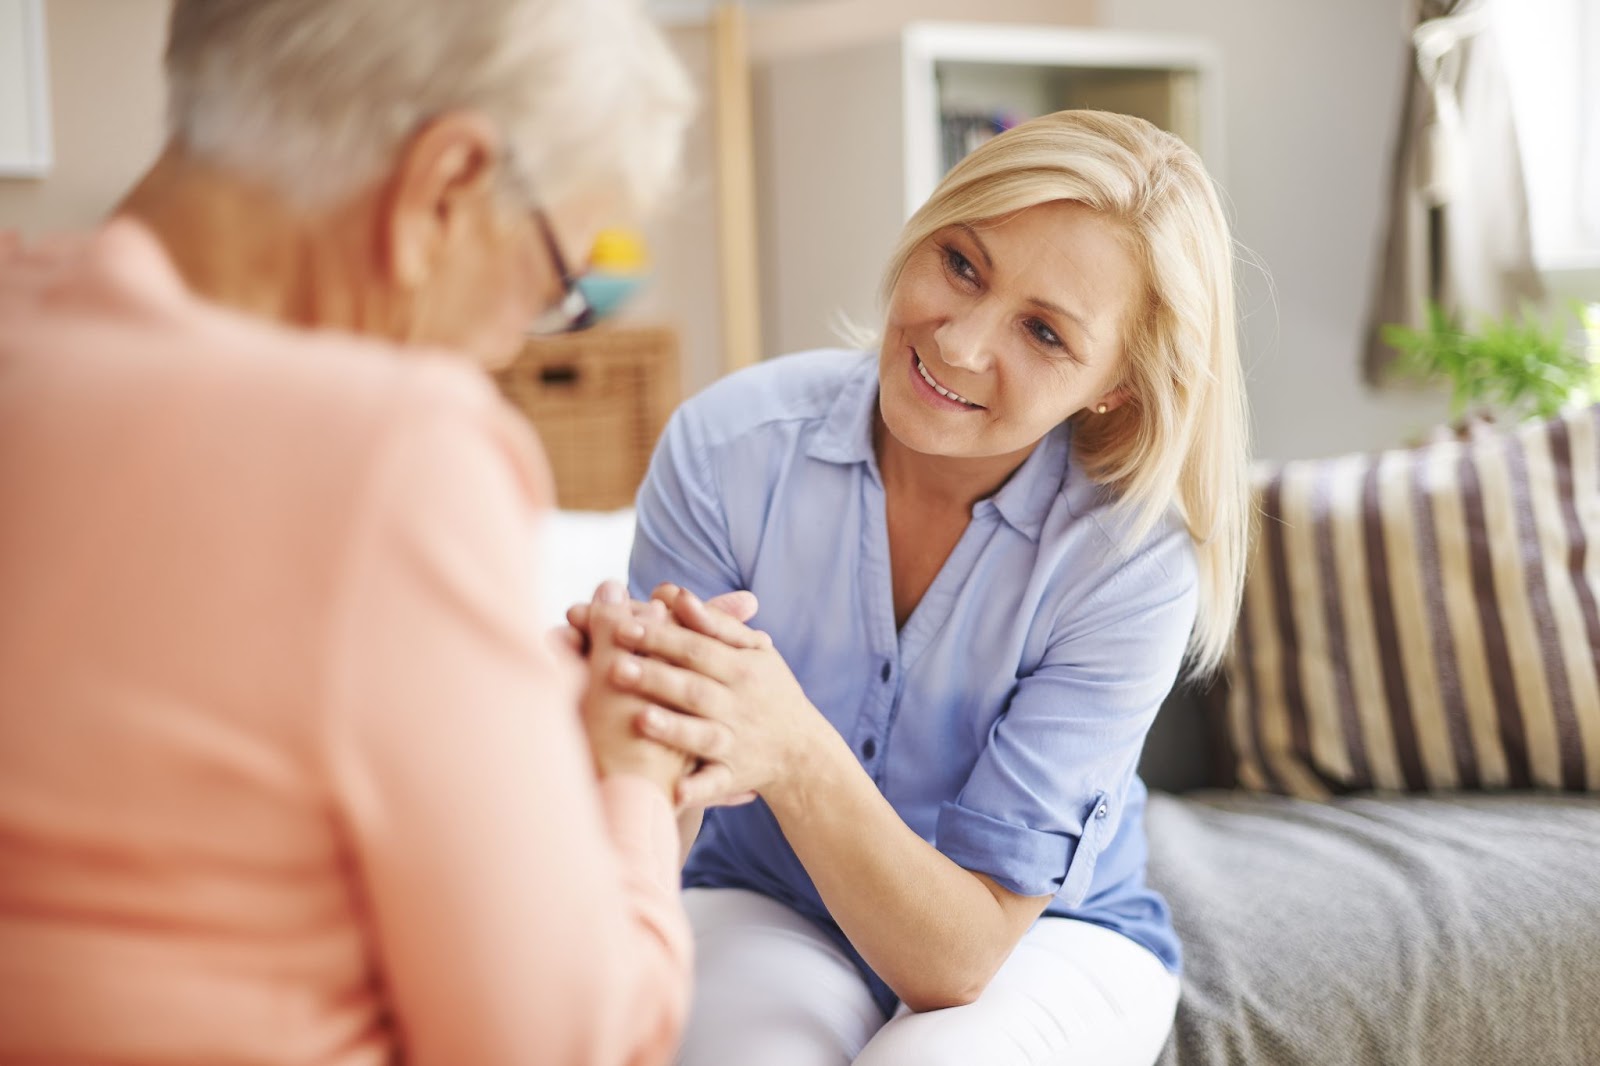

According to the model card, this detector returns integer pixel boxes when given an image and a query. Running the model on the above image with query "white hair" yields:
[164,0,694,214]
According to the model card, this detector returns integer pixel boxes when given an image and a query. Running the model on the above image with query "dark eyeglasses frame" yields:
[531,208,597,336]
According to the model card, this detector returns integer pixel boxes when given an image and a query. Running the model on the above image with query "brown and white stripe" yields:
[1219,405,1600,797]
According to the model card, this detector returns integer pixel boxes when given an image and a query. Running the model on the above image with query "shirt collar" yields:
[986,420,1073,541]
[806,354,1075,543]
[805,354,880,466]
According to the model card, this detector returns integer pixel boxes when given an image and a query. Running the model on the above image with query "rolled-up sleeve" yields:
[629,407,743,603]
[935,530,1198,903]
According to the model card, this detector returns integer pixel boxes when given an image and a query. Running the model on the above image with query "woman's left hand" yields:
[609,588,831,807]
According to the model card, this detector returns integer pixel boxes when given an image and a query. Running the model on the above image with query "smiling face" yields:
[877,199,1143,464]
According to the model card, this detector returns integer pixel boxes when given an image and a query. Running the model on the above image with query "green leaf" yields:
[1381,301,1592,422]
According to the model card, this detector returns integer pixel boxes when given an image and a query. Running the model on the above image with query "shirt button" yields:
[880,662,892,682]
[1096,803,1109,819]
[862,737,878,760]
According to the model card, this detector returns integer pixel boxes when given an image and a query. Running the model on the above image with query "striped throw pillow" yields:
[1220,405,1600,798]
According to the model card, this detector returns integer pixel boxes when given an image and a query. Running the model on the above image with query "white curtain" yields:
[1363,0,1544,383]
[1585,4,1600,249]
[1494,0,1600,267]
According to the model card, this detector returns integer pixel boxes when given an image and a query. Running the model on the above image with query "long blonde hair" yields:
[881,110,1251,676]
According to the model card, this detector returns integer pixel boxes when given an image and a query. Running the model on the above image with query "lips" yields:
[913,351,984,409]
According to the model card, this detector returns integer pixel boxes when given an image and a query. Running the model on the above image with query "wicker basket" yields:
[494,326,681,511]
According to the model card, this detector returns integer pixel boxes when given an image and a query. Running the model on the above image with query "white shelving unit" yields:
[754,22,1222,357]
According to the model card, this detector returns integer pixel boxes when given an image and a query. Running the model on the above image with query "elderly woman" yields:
[592,111,1253,1066]
[0,2,701,1064]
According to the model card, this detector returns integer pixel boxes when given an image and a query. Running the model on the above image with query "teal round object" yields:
[576,273,646,319]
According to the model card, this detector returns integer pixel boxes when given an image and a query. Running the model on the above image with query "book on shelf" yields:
[938,109,1024,174]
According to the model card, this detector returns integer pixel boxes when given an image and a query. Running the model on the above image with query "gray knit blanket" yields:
[1145,791,1600,1066]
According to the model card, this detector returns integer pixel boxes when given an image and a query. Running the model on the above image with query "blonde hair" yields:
[882,111,1251,676]
[164,0,694,215]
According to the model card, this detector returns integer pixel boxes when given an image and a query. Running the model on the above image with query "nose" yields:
[933,300,1005,375]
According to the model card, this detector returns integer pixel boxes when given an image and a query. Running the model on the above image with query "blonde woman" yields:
[598,111,1251,1065]
[0,1,703,1063]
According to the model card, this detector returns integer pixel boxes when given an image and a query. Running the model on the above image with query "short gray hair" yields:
[165,0,694,213]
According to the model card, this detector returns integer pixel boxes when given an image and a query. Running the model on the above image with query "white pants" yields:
[677,888,1180,1066]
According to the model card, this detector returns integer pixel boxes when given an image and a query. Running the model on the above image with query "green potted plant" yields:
[1382,302,1599,424]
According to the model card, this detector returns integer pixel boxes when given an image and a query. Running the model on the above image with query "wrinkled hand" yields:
[608,588,830,808]
[578,594,691,797]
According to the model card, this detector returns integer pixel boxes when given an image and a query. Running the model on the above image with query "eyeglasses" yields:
[530,208,597,336]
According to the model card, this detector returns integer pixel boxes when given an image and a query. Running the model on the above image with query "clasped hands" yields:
[564,581,827,812]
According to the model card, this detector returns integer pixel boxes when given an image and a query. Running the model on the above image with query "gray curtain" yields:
[1363,0,1544,384]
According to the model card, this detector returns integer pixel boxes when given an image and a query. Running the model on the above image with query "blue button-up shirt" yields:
[629,350,1194,1013]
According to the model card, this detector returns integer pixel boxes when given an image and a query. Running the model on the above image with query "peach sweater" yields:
[0,223,689,1065]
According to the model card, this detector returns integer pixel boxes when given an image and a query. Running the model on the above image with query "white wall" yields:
[0,0,166,233]
[1102,0,1450,461]
[746,0,1095,61]
[625,25,728,399]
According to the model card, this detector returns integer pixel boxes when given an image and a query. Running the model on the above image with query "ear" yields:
[380,111,503,290]
[1093,386,1134,415]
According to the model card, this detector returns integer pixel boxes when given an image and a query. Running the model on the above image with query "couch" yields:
[1141,689,1600,1066]
[1143,403,1600,1066]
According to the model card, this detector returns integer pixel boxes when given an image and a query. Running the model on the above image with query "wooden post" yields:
[711,2,763,373]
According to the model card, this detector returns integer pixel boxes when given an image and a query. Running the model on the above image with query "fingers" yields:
[706,590,759,624]
[650,584,767,647]
[638,705,735,762]
[585,600,642,650]
[572,591,669,640]
[548,624,586,657]
[568,579,628,637]
[612,654,730,723]
[677,763,757,809]
[669,587,772,651]
[677,764,731,809]
[614,613,738,683]
[581,580,643,637]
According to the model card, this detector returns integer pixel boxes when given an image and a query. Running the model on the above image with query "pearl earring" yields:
[1096,403,1109,415]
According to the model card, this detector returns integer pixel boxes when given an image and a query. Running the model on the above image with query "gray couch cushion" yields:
[1147,790,1600,1066]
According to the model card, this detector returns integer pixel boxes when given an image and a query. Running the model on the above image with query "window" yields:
[1493,0,1600,271]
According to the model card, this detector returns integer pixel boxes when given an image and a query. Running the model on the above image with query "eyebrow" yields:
[954,224,994,269]
[1027,296,1096,344]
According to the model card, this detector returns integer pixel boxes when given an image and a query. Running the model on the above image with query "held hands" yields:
[566,581,767,808]
[560,583,759,658]
[607,586,832,809]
